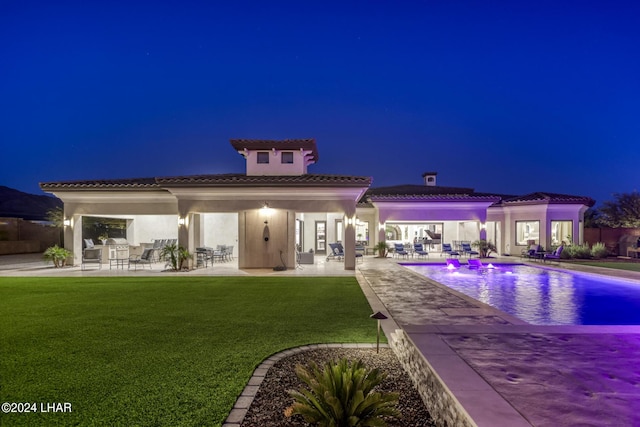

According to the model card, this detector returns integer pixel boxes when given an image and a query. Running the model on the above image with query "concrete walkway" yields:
[3,253,640,426]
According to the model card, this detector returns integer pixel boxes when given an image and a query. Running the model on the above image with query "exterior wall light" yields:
[63,219,71,227]
[178,217,185,226]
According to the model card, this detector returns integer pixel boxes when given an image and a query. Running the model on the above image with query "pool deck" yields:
[3,254,640,426]
[358,258,640,427]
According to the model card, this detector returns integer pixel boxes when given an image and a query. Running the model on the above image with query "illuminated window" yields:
[257,152,269,164]
[551,220,572,245]
[281,152,294,164]
[516,221,539,245]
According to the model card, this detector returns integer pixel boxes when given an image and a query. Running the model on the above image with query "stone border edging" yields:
[222,342,390,427]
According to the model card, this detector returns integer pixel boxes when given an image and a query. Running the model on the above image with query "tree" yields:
[46,207,64,246]
[598,191,640,228]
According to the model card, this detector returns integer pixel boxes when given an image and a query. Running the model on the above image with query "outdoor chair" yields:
[128,248,154,270]
[327,243,345,261]
[84,238,95,249]
[446,258,461,268]
[523,244,543,260]
[413,243,429,258]
[394,243,409,258]
[461,242,479,257]
[196,247,214,267]
[467,259,483,268]
[82,248,102,270]
[543,245,564,262]
[441,243,460,257]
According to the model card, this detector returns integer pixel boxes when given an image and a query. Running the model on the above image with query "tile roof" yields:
[364,184,502,202]
[229,138,319,162]
[39,177,160,191]
[156,173,371,187]
[40,174,372,191]
[499,192,596,206]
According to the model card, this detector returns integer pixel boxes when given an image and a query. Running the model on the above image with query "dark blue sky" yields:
[2,1,638,207]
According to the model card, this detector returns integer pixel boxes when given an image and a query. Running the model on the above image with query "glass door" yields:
[315,221,326,254]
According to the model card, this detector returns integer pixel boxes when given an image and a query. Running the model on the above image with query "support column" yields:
[344,215,356,270]
[68,214,83,266]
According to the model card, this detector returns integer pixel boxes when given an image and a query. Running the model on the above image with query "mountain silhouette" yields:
[0,186,62,221]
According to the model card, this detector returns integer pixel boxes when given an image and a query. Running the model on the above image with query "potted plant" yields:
[373,241,389,258]
[98,234,109,244]
[43,245,72,268]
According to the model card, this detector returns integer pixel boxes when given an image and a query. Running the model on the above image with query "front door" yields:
[315,221,326,254]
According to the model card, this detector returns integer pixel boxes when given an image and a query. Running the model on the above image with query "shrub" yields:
[566,244,592,259]
[287,358,400,427]
[591,242,609,259]
[43,245,72,268]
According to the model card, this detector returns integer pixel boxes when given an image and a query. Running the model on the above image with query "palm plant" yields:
[160,243,192,270]
[471,239,496,258]
[43,245,72,268]
[373,241,389,258]
[287,358,400,427]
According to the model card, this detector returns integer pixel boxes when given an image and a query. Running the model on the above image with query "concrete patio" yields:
[2,253,640,426]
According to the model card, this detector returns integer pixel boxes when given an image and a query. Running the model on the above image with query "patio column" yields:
[344,214,356,270]
[67,214,82,266]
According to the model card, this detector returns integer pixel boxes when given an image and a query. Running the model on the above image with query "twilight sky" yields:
[1,1,638,207]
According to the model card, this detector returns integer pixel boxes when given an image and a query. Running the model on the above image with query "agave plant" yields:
[287,358,400,427]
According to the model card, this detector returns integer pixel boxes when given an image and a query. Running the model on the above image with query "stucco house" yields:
[40,139,594,270]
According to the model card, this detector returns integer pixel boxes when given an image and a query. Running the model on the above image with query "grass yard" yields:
[0,276,378,426]
[578,261,640,272]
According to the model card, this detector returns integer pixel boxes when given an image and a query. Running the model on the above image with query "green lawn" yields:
[579,261,640,272]
[0,277,378,426]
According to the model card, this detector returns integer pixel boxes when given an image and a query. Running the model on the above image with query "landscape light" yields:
[370,311,388,354]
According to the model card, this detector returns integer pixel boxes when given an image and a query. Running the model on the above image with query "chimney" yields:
[422,172,437,186]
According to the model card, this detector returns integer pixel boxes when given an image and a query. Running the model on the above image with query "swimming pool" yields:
[404,263,640,325]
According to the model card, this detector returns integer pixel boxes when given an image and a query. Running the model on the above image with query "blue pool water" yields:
[404,264,640,325]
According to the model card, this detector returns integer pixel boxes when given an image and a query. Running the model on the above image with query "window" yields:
[281,152,294,164]
[516,221,540,245]
[257,152,269,164]
[551,220,572,245]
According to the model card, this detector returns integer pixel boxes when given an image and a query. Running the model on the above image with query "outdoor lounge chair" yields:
[413,243,429,258]
[82,248,102,270]
[446,258,461,268]
[327,243,345,261]
[523,244,543,260]
[461,242,479,258]
[394,243,409,258]
[467,259,483,268]
[543,245,564,262]
[128,248,154,270]
[441,243,460,257]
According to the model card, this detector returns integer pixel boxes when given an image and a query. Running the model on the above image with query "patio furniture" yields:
[446,258,461,268]
[394,243,409,258]
[327,243,345,261]
[467,259,483,268]
[82,248,102,270]
[461,242,479,257]
[441,243,460,257]
[196,247,214,267]
[523,244,544,260]
[413,243,429,259]
[543,245,564,262]
[128,248,154,270]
